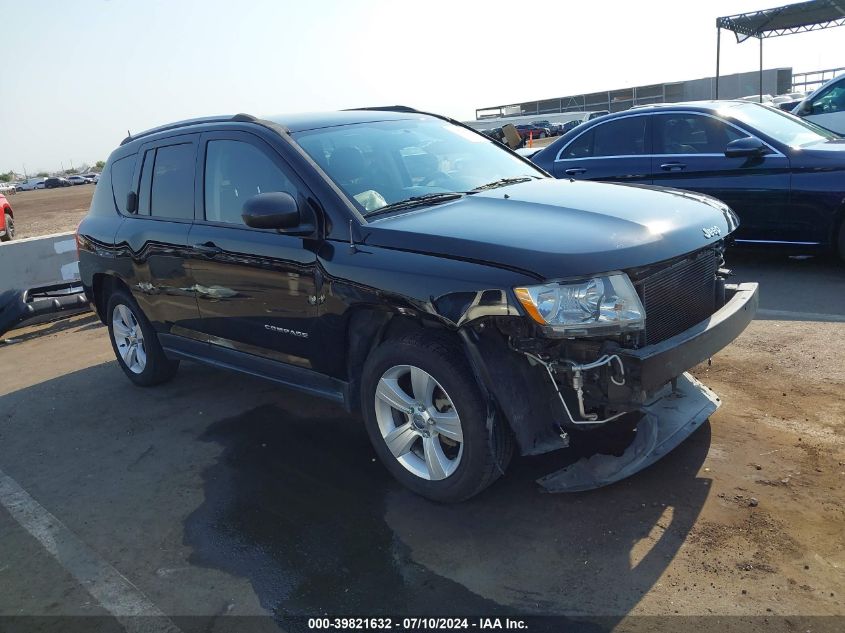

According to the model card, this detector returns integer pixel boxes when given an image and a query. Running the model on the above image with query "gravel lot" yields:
[7,185,94,239]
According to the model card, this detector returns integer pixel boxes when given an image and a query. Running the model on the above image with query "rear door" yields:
[552,115,652,183]
[649,112,791,241]
[113,135,202,332]
[186,131,319,369]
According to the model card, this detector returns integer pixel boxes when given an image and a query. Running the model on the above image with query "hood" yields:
[363,179,737,279]
[788,138,845,169]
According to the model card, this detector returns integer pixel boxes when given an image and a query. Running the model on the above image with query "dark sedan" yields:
[531,101,845,259]
[44,177,72,188]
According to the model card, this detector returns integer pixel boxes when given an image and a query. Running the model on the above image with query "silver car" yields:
[793,74,845,135]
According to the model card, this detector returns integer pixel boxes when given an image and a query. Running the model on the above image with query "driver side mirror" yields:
[795,101,813,117]
[725,137,770,159]
[242,192,315,235]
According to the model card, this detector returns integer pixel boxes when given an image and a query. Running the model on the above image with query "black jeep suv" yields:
[77,108,758,501]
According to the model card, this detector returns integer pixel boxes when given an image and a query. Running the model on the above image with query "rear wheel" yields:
[361,331,512,502]
[107,290,179,386]
[0,213,13,241]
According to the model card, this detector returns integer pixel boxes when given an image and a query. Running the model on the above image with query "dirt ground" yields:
[7,186,94,239]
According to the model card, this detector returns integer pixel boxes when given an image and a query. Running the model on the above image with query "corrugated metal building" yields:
[475,68,793,119]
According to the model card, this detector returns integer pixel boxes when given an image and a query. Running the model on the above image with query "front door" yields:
[649,112,792,242]
[186,131,319,369]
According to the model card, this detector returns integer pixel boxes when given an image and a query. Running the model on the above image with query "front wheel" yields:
[0,213,13,241]
[361,331,512,502]
[106,290,179,386]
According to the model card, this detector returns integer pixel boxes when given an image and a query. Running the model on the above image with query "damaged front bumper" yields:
[538,372,719,492]
[538,282,758,491]
[463,282,759,491]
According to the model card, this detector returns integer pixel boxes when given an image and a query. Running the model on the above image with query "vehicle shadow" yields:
[184,398,712,631]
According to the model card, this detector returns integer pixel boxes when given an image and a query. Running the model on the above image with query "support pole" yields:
[716,27,721,99]
[759,36,764,102]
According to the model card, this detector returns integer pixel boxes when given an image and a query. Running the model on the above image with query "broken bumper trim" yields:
[538,372,719,492]
[618,282,758,393]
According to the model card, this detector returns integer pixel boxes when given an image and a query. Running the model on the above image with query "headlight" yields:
[514,273,645,335]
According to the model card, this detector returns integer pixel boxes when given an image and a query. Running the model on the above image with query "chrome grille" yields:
[636,249,718,346]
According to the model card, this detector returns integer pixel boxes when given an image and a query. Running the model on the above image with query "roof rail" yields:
[120,113,257,146]
[343,105,421,113]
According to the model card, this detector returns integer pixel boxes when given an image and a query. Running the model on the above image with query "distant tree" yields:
[94,160,105,171]
[0,171,13,183]
[36,171,49,177]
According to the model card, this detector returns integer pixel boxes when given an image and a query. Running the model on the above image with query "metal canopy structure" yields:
[715,0,845,99]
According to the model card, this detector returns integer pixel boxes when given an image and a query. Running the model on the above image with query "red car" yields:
[1,193,14,241]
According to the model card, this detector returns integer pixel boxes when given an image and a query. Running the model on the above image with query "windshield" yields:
[292,118,545,216]
[726,102,838,147]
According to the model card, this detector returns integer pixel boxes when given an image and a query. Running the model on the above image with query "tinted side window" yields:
[150,143,195,220]
[204,140,295,225]
[110,155,136,213]
[592,117,647,157]
[655,114,744,154]
[562,129,594,159]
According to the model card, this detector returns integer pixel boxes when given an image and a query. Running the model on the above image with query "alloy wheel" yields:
[112,304,147,374]
[374,364,463,481]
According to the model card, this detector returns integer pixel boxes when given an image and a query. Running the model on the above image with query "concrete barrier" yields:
[0,231,79,295]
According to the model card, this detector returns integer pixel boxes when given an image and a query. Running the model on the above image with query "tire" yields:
[106,289,179,386]
[0,213,12,241]
[361,331,513,502]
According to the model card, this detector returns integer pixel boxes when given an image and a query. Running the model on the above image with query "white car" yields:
[17,178,46,191]
[793,74,845,135]
[66,175,90,185]
[82,173,99,183]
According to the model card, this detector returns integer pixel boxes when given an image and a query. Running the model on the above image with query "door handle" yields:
[564,168,587,176]
[660,162,687,171]
[192,241,222,256]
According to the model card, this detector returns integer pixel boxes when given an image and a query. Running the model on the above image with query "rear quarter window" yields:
[87,154,136,216]
[110,155,136,213]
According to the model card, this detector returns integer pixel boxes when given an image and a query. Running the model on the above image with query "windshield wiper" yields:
[363,192,465,218]
[469,176,537,193]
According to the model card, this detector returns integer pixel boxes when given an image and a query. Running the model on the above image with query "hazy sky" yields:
[2,0,845,174]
